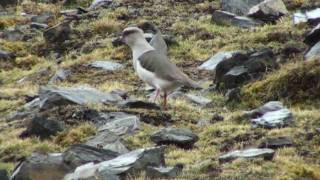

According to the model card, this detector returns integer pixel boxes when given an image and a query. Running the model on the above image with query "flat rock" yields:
[48,69,71,84]
[212,10,263,28]
[31,12,54,24]
[146,164,183,179]
[305,41,320,61]
[62,144,119,168]
[220,0,264,15]
[150,128,199,148]
[169,91,213,107]
[1,29,25,41]
[11,153,73,180]
[39,86,123,110]
[198,51,240,71]
[293,8,320,25]
[65,147,165,179]
[19,116,65,140]
[304,23,320,46]
[88,60,123,71]
[247,0,288,23]
[259,136,293,149]
[219,148,275,163]
[118,100,160,110]
[98,112,140,136]
[85,129,129,154]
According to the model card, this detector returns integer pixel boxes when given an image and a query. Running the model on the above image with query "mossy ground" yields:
[0,0,319,179]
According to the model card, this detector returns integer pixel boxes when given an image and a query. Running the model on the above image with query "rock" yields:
[0,0,18,7]
[20,116,65,140]
[305,41,320,61]
[98,112,140,136]
[65,147,165,179]
[118,100,161,110]
[0,49,15,60]
[38,86,123,110]
[218,148,275,163]
[85,130,129,154]
[215,49,277,89]
[259,136,293,149]
[30,22,49,30]
[304,24,320,46]
[198,51,240,71]
[31,12,54,24]
[247,0,288,23]
[169,91,213,107]
[281,42,306,58]
[11,153,73,180]
[245,101,294,128]
[293,8,320,26]
[2,29,25,41]
[212,10,263,28]
[225,88,241,102]
[49,69,71,84]
[62,144,119,168]
[146,164,184,179]
[150,128,199,149]
[220,0,264,15]
[44,22,71,43]
[0,169,9,180]
[110,89,128,100]
[89,0,113,10]
[88,60,123,71]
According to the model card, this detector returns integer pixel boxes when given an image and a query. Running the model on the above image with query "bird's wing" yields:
[138,50,201,88]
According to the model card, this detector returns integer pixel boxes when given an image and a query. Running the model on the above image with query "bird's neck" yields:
[131,38,155,60]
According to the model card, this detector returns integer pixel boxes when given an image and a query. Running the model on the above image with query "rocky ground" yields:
[0,0,320,179]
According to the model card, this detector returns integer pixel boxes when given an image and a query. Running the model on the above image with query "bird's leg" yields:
[153,89,160,103]
[163,91,167,110]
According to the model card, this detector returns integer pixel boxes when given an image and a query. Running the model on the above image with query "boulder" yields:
[31,12,54,24]
[118,100,161,110]
[88,60,123,71]
[146,164,184,179]
[247,0,288,23]
[150,128,199,148]
[65,147,165,179]
[293,8,320,26]
[212,10,263,28]
[62,144,119,168]
[219,148,275,163]
[20,116,65,140]
[198,51,240,71]
[305,41,320,61]
[89,0,113,10]
[98,112,140,136]
[304,24,320,46]
[259,136,293,149]
[38,86,123,110]
[11,153,73,180]
[44,22,71,43]
[220,0,264,15]
[245,101,294,128]
[48,69,71,84]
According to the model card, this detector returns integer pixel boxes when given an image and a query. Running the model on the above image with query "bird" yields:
[121,26,201,109]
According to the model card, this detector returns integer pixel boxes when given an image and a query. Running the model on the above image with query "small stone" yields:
[150,128,199,149]
[212,10,263,28]
[146,164,184,179]
[251,108,294,128]
[198,51,240,71]
[118,100,160,110]
[48,69,71,84]
[219,148,275,163]
[89,60,123,71]
[305,41,320,61]
[259,136,293,149]
[225,88,241,102]
[247,0,288,23]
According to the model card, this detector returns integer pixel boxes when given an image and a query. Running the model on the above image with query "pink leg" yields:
[163,91,167,110]
[153,89,160,103]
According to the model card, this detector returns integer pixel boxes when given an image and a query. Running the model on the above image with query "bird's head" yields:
[121,27,145,47]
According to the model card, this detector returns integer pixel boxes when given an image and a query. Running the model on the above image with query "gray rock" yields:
[244,101,284,118]
[20,116,65,140]
[30,22,49,30]
[150,128,199,148]
[293,8,320,25]
[259,136,293,149]
[11,153,73,180]
[85,129,129,154]
[247,0,288,23]
[169,91,213,107]
[39,86,123,110]
[304,23,320,46]
[0,169,9,180]
[146,164,183,179]
[62,144,119,168]
[31,12,54,24]
[251,108,294,128]
[218,148,275,163]
[44,22,71,43]
[221,0,264,15]
[2,29,25,41]
[89,0,113,10]
[198,51,240,71]
[305,41,320,61]
[98,112,140,136]
[49,69,71,84]
[212,10,263,28]
[118,100,160,110]
[65,146,165,179]
[0,49,15,60]
[89,60,123,71]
